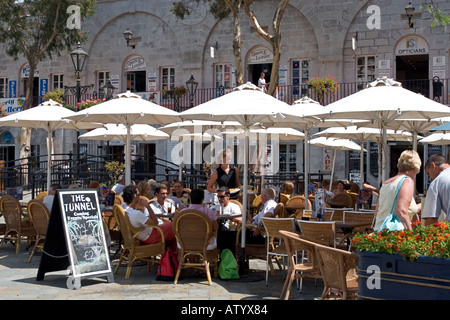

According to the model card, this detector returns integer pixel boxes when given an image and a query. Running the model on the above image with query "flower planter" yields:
[357,251,450,300]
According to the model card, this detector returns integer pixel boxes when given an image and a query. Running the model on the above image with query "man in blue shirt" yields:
[422,154,450,225]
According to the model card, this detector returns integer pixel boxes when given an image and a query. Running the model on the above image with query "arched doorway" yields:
[395,35,429,97]
[123,55,147,93]
[246,46,273,87]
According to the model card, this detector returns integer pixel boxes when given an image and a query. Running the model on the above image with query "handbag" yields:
[377,176,407,232]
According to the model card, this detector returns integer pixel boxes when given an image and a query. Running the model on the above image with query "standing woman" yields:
[207,149,240,194]
[373,150,421,231]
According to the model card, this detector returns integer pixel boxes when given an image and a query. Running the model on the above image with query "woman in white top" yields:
[373,150,421,231]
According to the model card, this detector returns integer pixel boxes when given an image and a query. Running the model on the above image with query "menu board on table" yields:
[37,190,113,289]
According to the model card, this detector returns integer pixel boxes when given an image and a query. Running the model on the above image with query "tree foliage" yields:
[0,0,97,161]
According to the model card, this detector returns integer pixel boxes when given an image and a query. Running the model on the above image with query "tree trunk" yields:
[242,0,289,96]
[225,0,244,86]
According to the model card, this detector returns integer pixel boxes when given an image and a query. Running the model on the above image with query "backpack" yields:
[156,247,179,281]
[218,249,239,280]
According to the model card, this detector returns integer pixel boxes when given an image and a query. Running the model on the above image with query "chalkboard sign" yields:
[37,189,113,289]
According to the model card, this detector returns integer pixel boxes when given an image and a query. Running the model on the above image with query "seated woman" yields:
[280,181,294,204]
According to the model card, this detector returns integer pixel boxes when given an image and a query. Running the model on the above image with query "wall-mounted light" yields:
[210,41,218,58]
[123,28,135,49]
[352,31,358,51]
[405,3,415,28]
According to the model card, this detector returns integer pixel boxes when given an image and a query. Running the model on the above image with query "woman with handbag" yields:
[373,150,421,232]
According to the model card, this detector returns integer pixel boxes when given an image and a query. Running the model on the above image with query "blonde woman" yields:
[207,149,240,193]
[374,150,421,231]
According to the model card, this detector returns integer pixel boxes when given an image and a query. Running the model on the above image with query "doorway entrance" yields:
[249,63,272,88]
[126,71,146,92]
[396,54,429,97]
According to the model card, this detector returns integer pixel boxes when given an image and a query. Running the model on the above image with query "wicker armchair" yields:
[261,217,295,285]
[172,209,219,285]
[297,220,348,250]
[113,204,165,279]
[315,243,359,300]
[278,230,322,299]
[26,199,50,262]
[0,195,36,254]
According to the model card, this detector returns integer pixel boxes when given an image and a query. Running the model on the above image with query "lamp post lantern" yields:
[102,80,115,101]
[70,42,88,104]
[405,3,415,28]
[185,74,198,108]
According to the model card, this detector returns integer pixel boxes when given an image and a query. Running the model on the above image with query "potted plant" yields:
[307,74,338,103]
[104,161,125,186]
[352,221,450,300]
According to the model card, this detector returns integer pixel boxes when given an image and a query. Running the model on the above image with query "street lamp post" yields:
[67,42,89,182]
[185,74,198,109]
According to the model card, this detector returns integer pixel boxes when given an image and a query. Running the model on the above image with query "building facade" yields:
[0,0,449,190]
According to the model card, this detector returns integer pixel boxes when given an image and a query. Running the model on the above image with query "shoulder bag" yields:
[377,176,408,232]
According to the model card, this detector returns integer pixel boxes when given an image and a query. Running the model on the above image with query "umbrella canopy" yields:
[309,137,364,189]
[430,120,450,132]
[222,127,304,141]
[314,126,422,185]
[0,99,103,190]
[179,82,313,269]
[419,133,450,145]
[65,91,181,185]
[312,77,450,182]
[79,124,169,142]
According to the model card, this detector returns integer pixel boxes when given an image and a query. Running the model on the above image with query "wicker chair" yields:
[114,194,124,205]
[261,217,296,285]
[0,195,36,254]
[26,199,50,262]
[297,220,348,251]
[274,202,286,218]
[279,193,289,205]
[113,204,165,279]
[285,195,312,217]
[172,209,219,285]
[278,230,322,299]
[315,243,359,300]
[35,191,47,201]
[328,192,353,208]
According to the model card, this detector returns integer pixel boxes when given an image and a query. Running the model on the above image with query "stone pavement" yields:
[0,239,324,301]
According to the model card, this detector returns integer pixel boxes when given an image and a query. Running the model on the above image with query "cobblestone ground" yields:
[0,240,324,301]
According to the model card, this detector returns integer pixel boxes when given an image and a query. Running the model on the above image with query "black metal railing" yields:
[60,78,450,111]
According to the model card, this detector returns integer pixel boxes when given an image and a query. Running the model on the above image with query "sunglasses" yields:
[218,195,229,198]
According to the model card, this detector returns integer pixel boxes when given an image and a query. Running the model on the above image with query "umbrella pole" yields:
[125,125,131,186]
[239,128,249,274]
[178,137,183,181]
[304,130,309,209]
[330,149,336,191]
[381,124,388,183]
[360,140,364,190]
[47,129,53,192]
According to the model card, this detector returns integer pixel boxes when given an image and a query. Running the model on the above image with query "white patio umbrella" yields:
[309,137,364,191]
[314,126,421,187]
[64,91,181,185]
[160,120,245,179]
[287,96,368,199]
[312,77,450,182]
[223,128,304,190]
[419,133,450,145]
[179,82,315,268]
[79,123,169,142]
[0,99,104,191]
